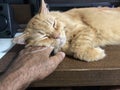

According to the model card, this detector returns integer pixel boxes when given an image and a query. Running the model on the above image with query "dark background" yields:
[1,0,120,24]
[1,0,120,15]
[0,0,120,37]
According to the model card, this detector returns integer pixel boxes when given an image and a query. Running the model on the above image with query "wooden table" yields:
[0,45,120,87]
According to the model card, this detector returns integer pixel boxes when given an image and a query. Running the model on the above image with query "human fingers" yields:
[30,46,54,57]
[49,52,65,66]
[35,52,65,80]
[19,47,32,55]
[19,46,53,55]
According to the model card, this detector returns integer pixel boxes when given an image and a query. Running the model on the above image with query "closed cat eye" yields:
[37,30,52,38]
[53,20,57,29]
[37,30,46,35]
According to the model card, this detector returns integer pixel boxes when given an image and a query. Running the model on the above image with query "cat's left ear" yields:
[39,0,49,15]
[12,33,27,44]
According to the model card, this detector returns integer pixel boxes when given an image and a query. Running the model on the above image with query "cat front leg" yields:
[70,29,106,62]
[71,46,106,62]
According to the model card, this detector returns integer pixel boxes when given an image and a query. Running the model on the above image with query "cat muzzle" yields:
[52,32,60,39]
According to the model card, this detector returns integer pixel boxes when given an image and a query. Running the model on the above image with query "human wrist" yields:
[0,68,31,90]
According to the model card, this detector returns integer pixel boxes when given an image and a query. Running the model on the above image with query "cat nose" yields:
[53,32,60,39]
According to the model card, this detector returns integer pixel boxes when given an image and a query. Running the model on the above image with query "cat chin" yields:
[59,37,66,47]
[52,37,66,53]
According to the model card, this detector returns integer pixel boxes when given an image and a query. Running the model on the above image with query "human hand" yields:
[0,46,65,90]
[17,46,65,80]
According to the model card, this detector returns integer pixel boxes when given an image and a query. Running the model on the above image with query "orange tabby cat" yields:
[13,0,120,62]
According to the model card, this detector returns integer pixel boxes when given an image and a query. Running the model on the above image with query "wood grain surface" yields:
[0,45,120,87]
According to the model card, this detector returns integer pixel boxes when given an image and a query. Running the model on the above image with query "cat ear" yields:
[39,0,49,15]
[12,33,27,44]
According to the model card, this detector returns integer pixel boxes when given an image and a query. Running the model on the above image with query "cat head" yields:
[13,0,66,51]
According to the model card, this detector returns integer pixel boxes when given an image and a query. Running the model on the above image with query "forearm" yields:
[0,46,64,90]
[0,67,31,90]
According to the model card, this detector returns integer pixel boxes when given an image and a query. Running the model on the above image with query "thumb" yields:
[49,52,65,66]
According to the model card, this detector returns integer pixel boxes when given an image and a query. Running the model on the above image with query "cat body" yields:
[13,0,120,62]
[50,8,120,61]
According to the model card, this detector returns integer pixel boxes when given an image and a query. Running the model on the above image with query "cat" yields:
[13,0,120,62]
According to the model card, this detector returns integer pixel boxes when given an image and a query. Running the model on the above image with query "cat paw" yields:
[84,47,106,62]
[74,47,106,62]
[86,47,106,62]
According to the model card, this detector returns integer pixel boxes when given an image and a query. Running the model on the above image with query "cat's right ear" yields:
[38,0,49,15]
[12,33,27,44]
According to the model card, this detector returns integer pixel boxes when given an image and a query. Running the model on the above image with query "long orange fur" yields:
[13,0,120,62]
